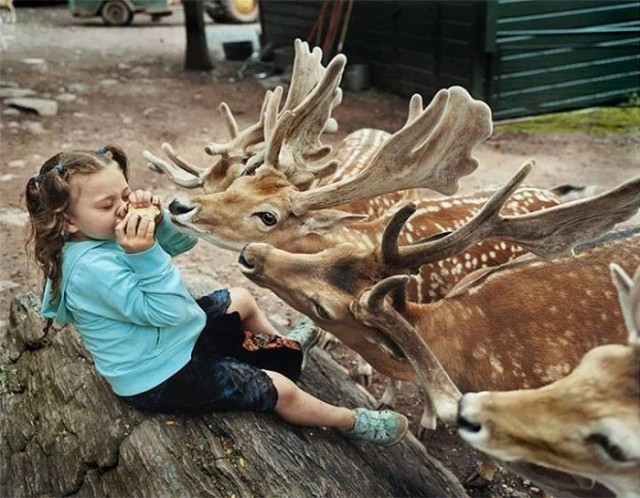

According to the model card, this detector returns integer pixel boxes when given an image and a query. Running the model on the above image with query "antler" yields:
[143,93,274,191]
[351,275,461,425]
[610,263,640,350]
[261,45,346,185]
[381,164,640,272]
[144,39,343,191]
[289,86,493,215]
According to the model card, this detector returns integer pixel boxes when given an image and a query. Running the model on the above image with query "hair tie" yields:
[96,147,108,155]
[53,163,65,174]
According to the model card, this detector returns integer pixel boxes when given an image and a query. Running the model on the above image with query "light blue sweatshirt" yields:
[41,213,206,396]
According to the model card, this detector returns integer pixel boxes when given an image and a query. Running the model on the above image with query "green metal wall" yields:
[259,0,640,119]
[486,0,640,119]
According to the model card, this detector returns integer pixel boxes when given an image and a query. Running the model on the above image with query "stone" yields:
[4,97,58,116]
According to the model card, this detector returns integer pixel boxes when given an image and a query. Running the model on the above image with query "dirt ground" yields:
[1,5,639,498]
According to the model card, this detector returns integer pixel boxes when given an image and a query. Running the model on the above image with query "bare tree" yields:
[183,0,213,71]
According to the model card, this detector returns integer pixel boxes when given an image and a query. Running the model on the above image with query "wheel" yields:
[101,0,134,26]
[205,0,257,23]
[217,0,259,23]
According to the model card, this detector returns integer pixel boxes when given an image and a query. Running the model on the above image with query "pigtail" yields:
[25,164,70,304]
[100,145,129,180]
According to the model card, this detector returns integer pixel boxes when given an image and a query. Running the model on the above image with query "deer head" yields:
[456,264,640,498]
[143,38,343,194]
[166,86,494,251]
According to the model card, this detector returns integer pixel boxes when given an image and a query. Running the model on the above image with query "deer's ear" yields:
[301,209,367,235]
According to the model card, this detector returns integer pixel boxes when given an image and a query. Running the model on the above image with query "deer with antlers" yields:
[454,263,640,498]
[238,165,640,484]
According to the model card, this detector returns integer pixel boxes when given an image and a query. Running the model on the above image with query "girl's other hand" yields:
[115,212,156,253]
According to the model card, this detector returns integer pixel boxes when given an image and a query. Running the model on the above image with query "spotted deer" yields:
[455,263,640,498]
[237,166,640,483]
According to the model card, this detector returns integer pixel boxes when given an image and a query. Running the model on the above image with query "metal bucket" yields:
[344,64,371,92]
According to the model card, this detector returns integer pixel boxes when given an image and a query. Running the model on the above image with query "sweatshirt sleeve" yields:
[66,243,199,327]
[154,209,198,256]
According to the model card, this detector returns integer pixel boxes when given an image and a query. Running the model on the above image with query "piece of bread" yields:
[128,204,161,220]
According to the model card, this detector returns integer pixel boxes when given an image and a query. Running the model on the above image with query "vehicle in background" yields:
[205,0,258,23]
[68,0,173,26]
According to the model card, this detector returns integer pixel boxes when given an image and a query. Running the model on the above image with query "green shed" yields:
[258,0,640,119]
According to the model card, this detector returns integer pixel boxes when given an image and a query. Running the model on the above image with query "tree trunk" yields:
[1,293,467,497]
[183,0,214,71]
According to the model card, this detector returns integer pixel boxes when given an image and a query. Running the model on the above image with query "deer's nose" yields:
[169,199,195,215]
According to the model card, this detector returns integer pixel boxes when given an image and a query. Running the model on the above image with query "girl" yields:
[24,145,408,447]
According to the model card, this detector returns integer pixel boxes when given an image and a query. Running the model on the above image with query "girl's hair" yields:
[25,145,129,305]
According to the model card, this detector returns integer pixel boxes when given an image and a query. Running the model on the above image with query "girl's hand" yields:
[115,212,156,253]
[128,189,163,224]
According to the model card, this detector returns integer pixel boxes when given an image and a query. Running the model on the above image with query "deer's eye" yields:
[313,302,331,320]
[255,211,277,226]
[587,434,628,462]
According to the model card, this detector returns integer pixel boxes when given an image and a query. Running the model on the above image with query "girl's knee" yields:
[228,287,257,314]
[266,370,297,405]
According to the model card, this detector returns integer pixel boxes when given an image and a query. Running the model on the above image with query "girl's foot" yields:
[287,317,320,369]
[341,408,409,447]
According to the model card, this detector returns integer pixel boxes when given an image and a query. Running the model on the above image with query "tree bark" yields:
[183,0,214,71]
[1,293,467,497]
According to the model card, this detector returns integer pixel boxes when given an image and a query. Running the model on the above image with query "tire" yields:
[101,0,134,26]
[221,0,259,23]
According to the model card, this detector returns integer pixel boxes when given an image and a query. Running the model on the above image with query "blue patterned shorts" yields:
[119,289,302,415]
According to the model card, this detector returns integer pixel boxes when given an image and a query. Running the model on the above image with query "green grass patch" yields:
[496,106,640,135]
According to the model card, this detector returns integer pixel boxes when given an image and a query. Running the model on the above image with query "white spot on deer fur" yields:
[472,346,488,360]
[481,254,488,262]
[427,205,441,212]
[490,357,504,375]
[441,201,452,208]
[542,364,572,383]
[489,251,496,258]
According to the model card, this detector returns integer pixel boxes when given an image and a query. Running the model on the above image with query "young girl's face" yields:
[64,161,131,241]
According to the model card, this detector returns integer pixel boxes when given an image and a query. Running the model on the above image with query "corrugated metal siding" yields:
[486,0,640,119]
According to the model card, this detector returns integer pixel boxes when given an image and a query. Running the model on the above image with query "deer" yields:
[455,263,640,498]
[237,163,640,485]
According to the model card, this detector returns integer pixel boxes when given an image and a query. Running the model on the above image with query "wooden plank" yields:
[495,59,640,94]
[491,73,640,110]
[496,31,639,49]
[500,46,640,76]
[495,0,637,19]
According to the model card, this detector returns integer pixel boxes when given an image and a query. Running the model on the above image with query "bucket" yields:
[344,64,371,92]
[223,41,254,61]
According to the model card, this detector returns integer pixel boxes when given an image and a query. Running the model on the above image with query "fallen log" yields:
[1,293,467,497]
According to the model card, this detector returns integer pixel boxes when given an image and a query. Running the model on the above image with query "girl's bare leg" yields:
[265,370,355,430]
[227,287,281,336]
